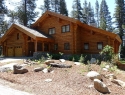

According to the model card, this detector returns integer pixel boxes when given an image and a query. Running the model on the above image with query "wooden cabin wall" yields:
[4,28,25,56]
[36,16,74,54]
[79,28,109,54]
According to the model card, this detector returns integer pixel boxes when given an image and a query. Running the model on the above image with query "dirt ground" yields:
[0,59,125,95]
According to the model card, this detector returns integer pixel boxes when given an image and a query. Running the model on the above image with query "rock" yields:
[111,79,125,87]
[44,60,54,65]
[0,63,19,72]
[102,68,108,71]
[88,85,94,88]
[45,79,52,82]
[105,74,117,81]
[74,62,81,65]
[90,58,96,64]
[42,68,48,73]
[87,71,102,80]
[0,67,11,72]
[34,67,44,72]
[42,67,53,73]
[59,59,66,63]
[105,65,110,69]
[50,63,72,68]
[13,65,28,74]
[94,79,110,94]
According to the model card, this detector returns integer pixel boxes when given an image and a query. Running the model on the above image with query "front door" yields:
[28,42,35,56]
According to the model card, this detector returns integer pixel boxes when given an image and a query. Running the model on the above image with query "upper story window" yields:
[97,42,103,50]
[17,33,19,40]
[49,28,55,34]
[62,25,70,33]
[84,43,89,50]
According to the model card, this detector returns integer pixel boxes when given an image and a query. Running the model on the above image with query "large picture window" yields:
[97,42,103,50]
[64,43,70,50]
[62,25,70,32]
[49,28,55,34]
[84,43,89,50]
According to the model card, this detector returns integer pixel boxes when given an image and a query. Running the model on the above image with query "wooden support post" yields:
[35,40,37,52]
[42,42,44,51]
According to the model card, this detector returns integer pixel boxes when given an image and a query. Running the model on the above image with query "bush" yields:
[100,45,114,62]
[68,54,86,62]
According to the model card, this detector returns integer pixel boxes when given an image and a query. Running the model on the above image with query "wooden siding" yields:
[36,16,74,54]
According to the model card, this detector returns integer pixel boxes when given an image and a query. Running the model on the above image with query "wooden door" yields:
[15,46,22,57]
[8,47,13,57]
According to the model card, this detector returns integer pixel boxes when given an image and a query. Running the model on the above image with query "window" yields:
[49,28,55,34]
[54,44,58,50]
[28,36,31,40]
[62,25,70,32]
[84,43,89,50]
[97,42,103,50]
[64,43,70,50]
[17,33,19,40]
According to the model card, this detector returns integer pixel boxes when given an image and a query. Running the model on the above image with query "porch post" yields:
[42,42,44,51]
[35,40,37,52]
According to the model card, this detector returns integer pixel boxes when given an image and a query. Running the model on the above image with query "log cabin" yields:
[0,11,122,57]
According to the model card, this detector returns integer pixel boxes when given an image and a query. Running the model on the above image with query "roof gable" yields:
[32,11,121,44]
[0,23,53,42]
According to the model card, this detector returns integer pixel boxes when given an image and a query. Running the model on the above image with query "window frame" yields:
[84,43,89,50]
[97,42,103,50]
[54,44,58,50]
[64,43,70,50]
[17,33,19,40]
[48,27,55,35]
[62,25,70,33]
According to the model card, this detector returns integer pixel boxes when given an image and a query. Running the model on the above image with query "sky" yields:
[6,0,115,17]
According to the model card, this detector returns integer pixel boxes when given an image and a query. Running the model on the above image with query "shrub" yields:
[100,45,114,62]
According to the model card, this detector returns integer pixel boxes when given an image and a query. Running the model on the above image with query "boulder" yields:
[0,63,18,72]
[87,71,102,80]
[13,65,28,74]
[44,60,54,65]
[90,58,96,64]
[74,62,81,65]
[50,63,72,68]
[59,59,66,63]
[94,79,110,94]
[105,74,117,81]
[34,67,44,72]
[111,79,125,87]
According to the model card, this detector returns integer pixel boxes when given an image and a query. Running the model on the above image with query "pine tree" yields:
[16,0,38,26]
[40,0,51,13]
[114,0,125,42]
[95,0,99,27]
[51,0,60,13]
[82,0,88,23]
[71,0,83,22]
[99,0,112,31]
[0,0,7,34]
[59,0,68,16]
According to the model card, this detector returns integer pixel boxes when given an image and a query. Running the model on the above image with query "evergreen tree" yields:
[40,0,51,13]
[16,0,38,26]
[51,0,60,13]
[0,0,7,34]
[71,0,83,22]
[95,0,99,27]
[99,0,112,31]
[59,0,68,16]
[114,0,125,43]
